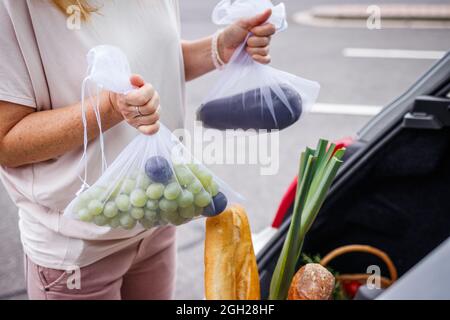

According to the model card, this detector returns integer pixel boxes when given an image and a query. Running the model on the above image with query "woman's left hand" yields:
[219,9,276,65]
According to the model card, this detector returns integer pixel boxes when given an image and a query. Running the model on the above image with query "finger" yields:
[125,83,155,106]
[247,36,271,48]
[250,23,276,37]
[137,91,160,116]
[125,114,154,127]
[130,74,145,88]
[251,54,271,65]
[238,9,272,30]
[246,46,270,57]
[139,122,160,135]
[135,112,160,126]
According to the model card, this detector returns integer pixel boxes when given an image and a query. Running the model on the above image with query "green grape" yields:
[174,165,195,186]
[140,218,156,229]
[179,206,196,219]
[174,215,189,226]
[115,194,130,212]
[78,208,93,222]
[129,170,139,179]
[146,183,165,200]
[120,214,137,230]
[160,210,186,225]
[159,198,178,213]
[111,180,123,198]
[164,182,181,200]
[194,206,204,217]
[146,199,159,211]
[136,173,151,190]
[109,216,121,228]
[88,199,103,216]
[177,190,194,208]
[130,189,147,208]
[207,180,219,197]
[94,215,109,226]
[194,190,212,207]
[89,186,107,201]
[103,201,119,218]
[195,169,213,188]
[130,207,145,220]
[187,180,203,194]
[144,210,158,223]
[158,219,169,227]
[79,190,92,202]
[121,178,136,194]
[74,198,88,212]
[187,163,200,174]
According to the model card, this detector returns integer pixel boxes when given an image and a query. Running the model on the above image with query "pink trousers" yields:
[26,226,176,300]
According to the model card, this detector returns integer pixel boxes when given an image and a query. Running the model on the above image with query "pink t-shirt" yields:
[0,0,185,269]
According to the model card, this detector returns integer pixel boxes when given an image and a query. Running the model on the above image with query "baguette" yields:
[204,204,260,300]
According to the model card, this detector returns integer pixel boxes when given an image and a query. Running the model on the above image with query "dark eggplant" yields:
[197,84,302,130]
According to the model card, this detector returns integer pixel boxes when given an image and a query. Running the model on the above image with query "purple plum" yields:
[202,192,228,217]
[145,156,173,184]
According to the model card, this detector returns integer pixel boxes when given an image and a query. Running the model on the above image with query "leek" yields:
[269,139,345,300]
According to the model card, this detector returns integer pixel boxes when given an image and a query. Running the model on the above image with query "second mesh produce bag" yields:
[64,45,242,230]
[197,0,320,131]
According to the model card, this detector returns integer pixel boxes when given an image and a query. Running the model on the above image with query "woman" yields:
[0,0,275,300]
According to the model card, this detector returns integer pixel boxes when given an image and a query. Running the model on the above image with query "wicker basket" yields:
[320,244,398,288]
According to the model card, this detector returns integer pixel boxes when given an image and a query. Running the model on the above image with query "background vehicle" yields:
[256,52,450,299]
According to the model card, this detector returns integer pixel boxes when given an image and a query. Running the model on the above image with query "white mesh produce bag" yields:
[64,45,243,230]
[197,0,320,131]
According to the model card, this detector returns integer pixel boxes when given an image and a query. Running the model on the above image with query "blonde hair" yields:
[51,0,97,20]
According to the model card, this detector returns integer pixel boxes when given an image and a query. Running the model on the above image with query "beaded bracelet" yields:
[211,29,226,70]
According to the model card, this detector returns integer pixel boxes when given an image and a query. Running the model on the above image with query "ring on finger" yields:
[134,106,144,118]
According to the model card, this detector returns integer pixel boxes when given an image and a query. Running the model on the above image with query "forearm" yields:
[182,37,216,81]
[0,92,122,168]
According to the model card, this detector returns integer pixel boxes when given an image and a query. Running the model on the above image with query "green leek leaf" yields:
[269,139,345,300]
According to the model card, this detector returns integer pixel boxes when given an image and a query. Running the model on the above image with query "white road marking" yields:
[343,48,446,60]
[311,103,383,116]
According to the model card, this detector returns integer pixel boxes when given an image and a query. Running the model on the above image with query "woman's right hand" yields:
[109,75,161,135]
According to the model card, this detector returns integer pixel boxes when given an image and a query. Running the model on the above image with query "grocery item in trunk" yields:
[269,139,346,300]
[287,263,335,300]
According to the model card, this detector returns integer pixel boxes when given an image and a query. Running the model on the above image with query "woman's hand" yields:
[109,75,160,135]
[219,9,276,65]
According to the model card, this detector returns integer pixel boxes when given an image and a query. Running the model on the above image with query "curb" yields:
[293,4,450,29]
[311,4,450,21]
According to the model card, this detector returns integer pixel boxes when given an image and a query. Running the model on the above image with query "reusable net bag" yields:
[197,0,320,131]
[64,45,242,230]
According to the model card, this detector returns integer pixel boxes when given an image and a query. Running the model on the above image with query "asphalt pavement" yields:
[0,0,449,300]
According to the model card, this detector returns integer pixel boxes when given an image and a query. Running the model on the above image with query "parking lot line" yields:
[312,103,382,116]
[343,48,446,60]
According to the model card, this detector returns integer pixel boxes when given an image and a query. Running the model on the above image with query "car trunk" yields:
[257,53,450,299]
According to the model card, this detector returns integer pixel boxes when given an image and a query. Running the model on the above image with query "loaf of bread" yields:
[288,263,335,300]
[204,204,260,300]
